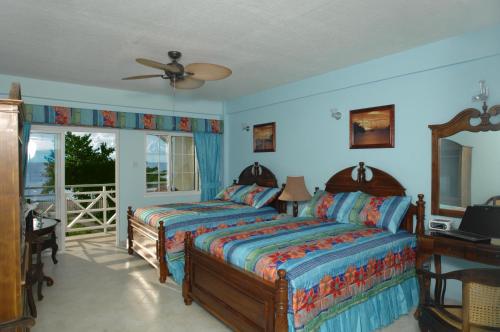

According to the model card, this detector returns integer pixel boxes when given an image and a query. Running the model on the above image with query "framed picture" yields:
[350,104,395,149]
[253,122,276,152]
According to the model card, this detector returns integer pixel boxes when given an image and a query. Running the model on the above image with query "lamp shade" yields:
[279,176,312,202]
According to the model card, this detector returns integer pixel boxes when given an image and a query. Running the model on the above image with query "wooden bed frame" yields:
[127,162,286,283]
[183,162,425,331]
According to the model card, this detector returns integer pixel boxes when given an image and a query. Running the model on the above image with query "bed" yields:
[127,162,286,283]
[182,162,425,332]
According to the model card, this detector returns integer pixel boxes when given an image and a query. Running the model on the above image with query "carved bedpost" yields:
[357,162,366,183]
[127,206,133,255]
[252,162,258,176]
[233,179,237,185]
[275,269,288,332]
[416,194,425,236]
[183,232,193,305]
[158,221,167,283]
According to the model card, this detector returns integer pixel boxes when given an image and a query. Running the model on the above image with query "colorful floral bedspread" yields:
[194,217,417,331]
[133,200,280,283]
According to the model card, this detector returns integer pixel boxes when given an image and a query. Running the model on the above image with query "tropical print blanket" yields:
[194,217,417,331]
[133,200,280,283]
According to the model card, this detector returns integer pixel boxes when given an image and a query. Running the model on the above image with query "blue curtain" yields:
[22,122,31,193]
[194,132,222,201]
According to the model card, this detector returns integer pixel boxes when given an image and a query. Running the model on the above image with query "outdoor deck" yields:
[26,183,116,236]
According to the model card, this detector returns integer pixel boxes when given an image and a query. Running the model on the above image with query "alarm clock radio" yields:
[429,219,453,231]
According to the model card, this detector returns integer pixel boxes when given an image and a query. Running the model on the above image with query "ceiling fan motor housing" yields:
[168,51,182,60]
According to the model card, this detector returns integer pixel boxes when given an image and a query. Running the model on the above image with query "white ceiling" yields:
[1,0,500,101]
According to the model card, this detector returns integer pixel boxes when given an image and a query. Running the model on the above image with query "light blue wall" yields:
[0,74,223,246]
[224,24,500,301]
[224,24,500,196]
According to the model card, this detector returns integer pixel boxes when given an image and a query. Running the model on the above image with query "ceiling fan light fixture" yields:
[170,77,205,89]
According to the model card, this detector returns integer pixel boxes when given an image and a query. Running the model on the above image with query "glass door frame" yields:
[30,125,120,249]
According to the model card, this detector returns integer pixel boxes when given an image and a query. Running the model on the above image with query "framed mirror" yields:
[430,103,500,217]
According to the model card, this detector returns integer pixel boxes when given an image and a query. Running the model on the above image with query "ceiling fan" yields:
[122,51,232,89]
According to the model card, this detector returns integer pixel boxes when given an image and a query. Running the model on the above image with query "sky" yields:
[28,131,116,163]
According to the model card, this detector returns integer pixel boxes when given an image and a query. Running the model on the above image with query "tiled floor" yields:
[33,233,420,332]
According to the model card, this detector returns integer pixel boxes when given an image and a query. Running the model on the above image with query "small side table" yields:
[27,217,60,301]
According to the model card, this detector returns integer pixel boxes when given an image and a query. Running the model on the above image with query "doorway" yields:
[24,126,119,250]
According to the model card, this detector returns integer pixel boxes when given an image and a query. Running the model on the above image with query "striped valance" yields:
[24,104,223,134]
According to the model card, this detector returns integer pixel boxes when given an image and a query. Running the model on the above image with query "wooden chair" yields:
[417,268,500,332]
[484,196,500,206]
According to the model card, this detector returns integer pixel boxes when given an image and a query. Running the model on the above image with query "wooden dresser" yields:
[0,83,33,330]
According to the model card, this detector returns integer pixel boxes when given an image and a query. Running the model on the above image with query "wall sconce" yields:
[472,80,489,112]
[330,108,342,120]
[241,123,250,132]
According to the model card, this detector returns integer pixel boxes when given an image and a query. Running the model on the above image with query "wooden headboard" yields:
[234,162,279,188]
[232,162,286,213]
[319,162,425,235]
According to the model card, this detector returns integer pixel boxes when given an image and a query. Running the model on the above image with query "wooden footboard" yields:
[183,232,288,332]
[127,207,168,283]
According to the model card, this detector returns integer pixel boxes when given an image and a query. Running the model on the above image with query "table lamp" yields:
[279,176,312,217]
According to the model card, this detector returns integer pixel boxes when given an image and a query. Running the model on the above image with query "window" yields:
[146,134,198,193]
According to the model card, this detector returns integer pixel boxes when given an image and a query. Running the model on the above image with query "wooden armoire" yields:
[0,83,34,330]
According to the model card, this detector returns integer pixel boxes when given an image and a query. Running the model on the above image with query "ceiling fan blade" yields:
[185,63,232,81]
[171,77,205,89]
[136,58,182,73]
[136,58,167,70]
[122,74,163,80]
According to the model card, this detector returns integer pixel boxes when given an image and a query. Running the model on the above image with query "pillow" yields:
[348,192,411,233]
[299,190,361,222]
[230,184,257,204]
[243,185,281,209]
[215,184,253,201]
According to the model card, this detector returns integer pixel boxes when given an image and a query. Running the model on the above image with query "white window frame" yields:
[144,131,200,197]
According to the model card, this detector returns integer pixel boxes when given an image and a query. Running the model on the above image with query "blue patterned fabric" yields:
[215,184,247,201]
[249,186,281,208]
[375,196,412,234]
[133,200,280,283]
[348,193,412,233]
[230,184,257,204]
[24,104,223,133]
[194,133,222,201]
[300,190,361,222]
[315,277,418,332]
[195,217,418,332]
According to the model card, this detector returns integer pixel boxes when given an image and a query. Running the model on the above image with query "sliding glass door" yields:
[25,127,119,250]
[25,131,65,246]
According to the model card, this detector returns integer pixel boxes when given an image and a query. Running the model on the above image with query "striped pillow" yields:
[348,192,411,233]
[299,190,361,221]
[243,185,281,209]
[215,184,254,201]
[230,184,258,204]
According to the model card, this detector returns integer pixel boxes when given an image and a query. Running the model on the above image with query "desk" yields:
[27,218,59,303]
[416,232,500,308]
